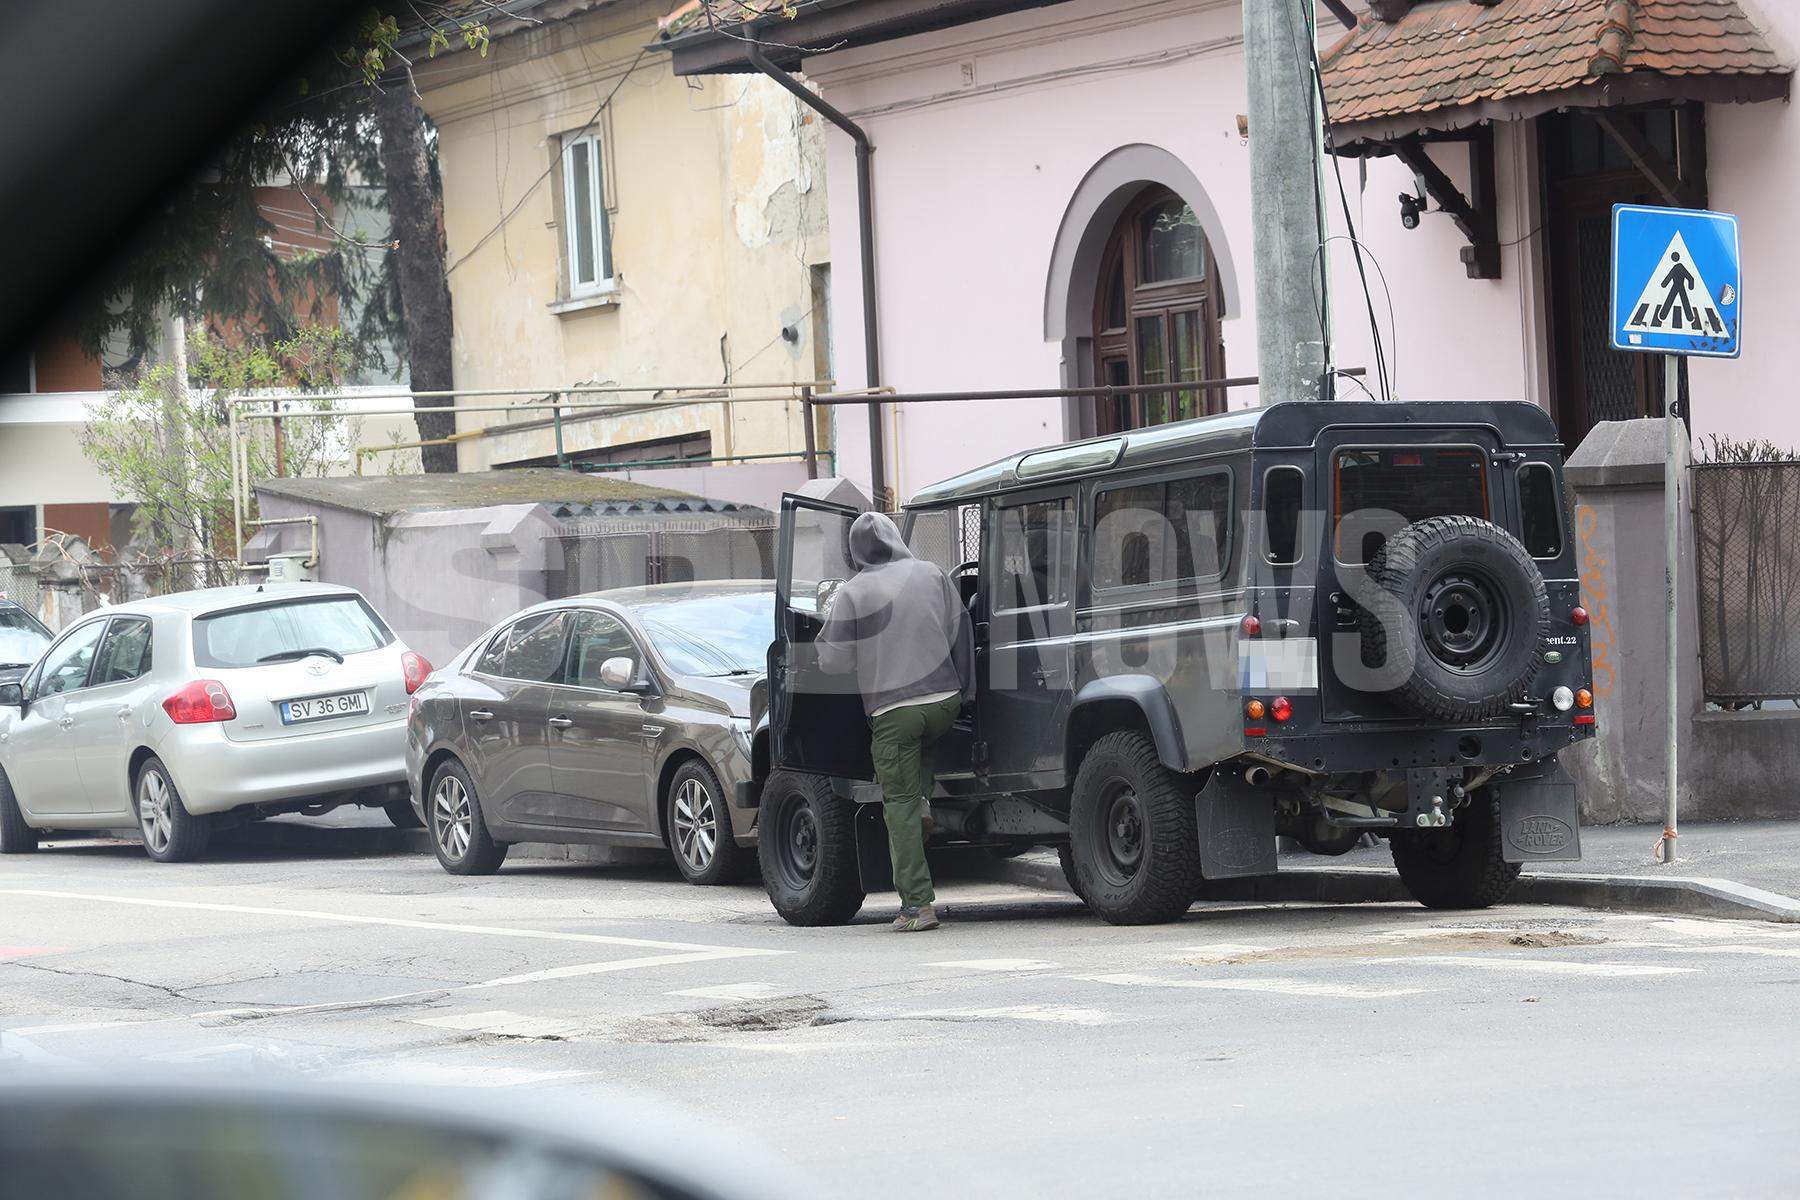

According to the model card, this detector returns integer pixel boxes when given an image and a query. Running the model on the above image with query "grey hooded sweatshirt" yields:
[816,512,974,715]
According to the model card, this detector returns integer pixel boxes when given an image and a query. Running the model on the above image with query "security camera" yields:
[1398,192,1425,231]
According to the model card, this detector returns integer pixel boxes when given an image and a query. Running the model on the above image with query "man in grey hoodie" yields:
[817,512,974,931]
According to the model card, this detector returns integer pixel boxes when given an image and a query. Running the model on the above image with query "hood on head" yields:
[848,512,912,570]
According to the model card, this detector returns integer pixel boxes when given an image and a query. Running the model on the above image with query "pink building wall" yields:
[804,0,1797,501]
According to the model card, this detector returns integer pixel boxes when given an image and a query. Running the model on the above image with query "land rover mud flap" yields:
[1195,772,1278,879]
[1496,760,1581,864]
[853,799,895,892]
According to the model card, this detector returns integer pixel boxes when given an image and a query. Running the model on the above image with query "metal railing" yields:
[1692,461,1800,704]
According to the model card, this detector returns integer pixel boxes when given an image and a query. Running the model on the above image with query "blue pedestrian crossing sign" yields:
[1611,204,1741,358]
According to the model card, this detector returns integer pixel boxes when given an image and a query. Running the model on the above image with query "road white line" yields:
[1653,918,1800,941]
[670,982,784,1001]
[332,1061,594,1089]
[898,1004,1115,1025]
[924,958,1061,972]
[412,1010,587,1039]
[1667,944,1800,959]
[1394,956,1694,977]
[469,951,766,989]
[1076,972,1427,998]
[3,1020,151,1036]
[0,888,786,956]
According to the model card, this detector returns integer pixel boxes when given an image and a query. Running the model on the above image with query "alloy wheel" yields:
[138,770,173,856]
[432,774,473,862]
[672,777,717,872]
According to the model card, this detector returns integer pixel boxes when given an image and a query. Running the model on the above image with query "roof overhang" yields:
[1331,69,1791,154]
[659,0,1077,75]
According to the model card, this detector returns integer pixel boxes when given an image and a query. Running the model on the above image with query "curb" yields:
[970,854,1800,924]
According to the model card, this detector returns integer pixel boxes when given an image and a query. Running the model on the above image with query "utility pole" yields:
[1243,0,1331,404]
[159,309,195,588]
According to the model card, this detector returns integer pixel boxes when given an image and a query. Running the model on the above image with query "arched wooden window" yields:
[1092,187,1226,434]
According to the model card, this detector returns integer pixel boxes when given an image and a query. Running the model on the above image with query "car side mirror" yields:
[599,656,656,695]
[0,682,23,710]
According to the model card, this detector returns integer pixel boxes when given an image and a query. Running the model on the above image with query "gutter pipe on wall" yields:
[742,31,888,507]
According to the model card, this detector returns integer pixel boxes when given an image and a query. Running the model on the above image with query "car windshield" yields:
[0,608,50,668]
[195,597,391,669]
[638,592,772,677]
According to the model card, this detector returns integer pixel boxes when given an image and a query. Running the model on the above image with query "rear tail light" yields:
[1575,688,1593,709]
[1245,699,1266,720]
[1270,696,1293,723]
[1239,615,1261,637]
[401,651,433,695]
[1570,606,1590,627]
[163,680,236,724]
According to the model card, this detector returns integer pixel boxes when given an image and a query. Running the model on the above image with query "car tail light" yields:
[1576,688,1593,709]
[1571,605,1589,627]
[1245,699,1266,720]
[402,651,432,695]
[1270,696,1293,723]
[1573,714,1597,727]
[1244,727,1268,738]
[163,680,236,724]
[1239,614,1261,637]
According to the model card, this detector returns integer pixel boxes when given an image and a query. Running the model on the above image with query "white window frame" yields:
[560,131,613,299]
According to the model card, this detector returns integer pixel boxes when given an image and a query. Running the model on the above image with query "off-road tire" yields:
[759,771,864,926]
[666,757,754,886]
[1069,732,1202,925]
[428,760,508,876]
[1390,788,1520,909]
[383,796,423,829]
[1056,843,1087,903]
[1359,515,1549,723]
[134,757,212,863]
[0,766,37,854]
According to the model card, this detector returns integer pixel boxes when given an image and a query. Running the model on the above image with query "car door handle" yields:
[59,716,74,729]
[548,715,574,728]
[469,709,496,722]
[117,706,132,721]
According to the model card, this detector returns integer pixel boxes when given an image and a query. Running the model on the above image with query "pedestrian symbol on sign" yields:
[1621,231,1726,341]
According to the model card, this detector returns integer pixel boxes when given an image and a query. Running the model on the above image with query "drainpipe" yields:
[744,32,887,506]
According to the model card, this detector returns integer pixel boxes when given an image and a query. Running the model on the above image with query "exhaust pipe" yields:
[1244,765,1272,787]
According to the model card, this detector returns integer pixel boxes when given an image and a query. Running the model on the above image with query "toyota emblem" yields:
[305,658,330,677]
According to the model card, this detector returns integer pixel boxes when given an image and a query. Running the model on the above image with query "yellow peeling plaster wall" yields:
[415,0,831,471]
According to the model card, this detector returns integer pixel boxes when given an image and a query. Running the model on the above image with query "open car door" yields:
[771,495,875,781]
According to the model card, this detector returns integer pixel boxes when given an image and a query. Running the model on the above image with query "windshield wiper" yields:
[257,647,346,665]
[709,668,757,677]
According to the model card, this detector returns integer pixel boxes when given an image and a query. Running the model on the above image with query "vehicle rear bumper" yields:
[1246,720,1593,775]
[160,717,409,816]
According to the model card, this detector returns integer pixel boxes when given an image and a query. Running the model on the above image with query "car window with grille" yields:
[565,611,639,689]
[1092,471,1231,589]
[93,617,152,685]
[502,612,569,684]
[35,621,105,697]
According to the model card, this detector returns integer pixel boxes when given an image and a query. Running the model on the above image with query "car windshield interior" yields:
[0,609,49,667]
[639,593,772,676]
[195,598,390,669]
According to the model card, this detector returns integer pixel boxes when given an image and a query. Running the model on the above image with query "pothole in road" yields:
[628,996,847,1042]
[1178,928,1607,966]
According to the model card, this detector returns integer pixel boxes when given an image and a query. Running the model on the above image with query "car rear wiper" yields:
[257,647,346,665]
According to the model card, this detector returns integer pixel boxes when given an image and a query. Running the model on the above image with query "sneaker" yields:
[892,904,941,932]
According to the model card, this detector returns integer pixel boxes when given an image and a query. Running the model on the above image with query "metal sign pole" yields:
[1662,352,1682,864]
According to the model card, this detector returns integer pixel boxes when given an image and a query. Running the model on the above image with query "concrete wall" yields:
[416,0,830,473]
[800,0,1794,501]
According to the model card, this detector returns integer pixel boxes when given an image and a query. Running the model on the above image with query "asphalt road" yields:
[4,824,1800,1198]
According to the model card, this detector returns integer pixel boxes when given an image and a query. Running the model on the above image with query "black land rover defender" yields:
[749,400,1595,926]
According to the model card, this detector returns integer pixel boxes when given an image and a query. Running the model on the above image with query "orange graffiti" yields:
[1576,504,1616,700]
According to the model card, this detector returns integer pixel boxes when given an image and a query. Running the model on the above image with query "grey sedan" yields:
[407,582,772,885]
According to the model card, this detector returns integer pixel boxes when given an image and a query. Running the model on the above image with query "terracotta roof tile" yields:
[1323,0,1790,127]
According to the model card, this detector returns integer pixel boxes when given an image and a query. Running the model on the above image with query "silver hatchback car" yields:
[0,583,430,861]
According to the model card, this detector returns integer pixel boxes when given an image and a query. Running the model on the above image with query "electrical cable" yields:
[444,44,651,277]
[1297,0,1392,401]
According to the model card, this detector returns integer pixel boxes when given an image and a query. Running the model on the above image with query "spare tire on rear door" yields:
[1357,515,1549,723]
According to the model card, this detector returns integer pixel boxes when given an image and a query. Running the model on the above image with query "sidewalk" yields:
[974,821,1800,924]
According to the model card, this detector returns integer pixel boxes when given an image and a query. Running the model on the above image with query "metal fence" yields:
[1693,461,1800,704]
[547,518,778,599]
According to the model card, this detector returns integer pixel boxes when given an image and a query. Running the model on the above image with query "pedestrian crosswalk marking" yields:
[1621,231,1726,339]
[670,982,785,1001]
[898,1004,1115,1025]
[1394,956,1692,977]
[413,1010,586,1039]
[1667,944,1800,959]
[925,958,1060,972]
[1075,972,1427,998]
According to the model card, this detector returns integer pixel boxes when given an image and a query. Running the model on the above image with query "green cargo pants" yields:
[868,693,963,909]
